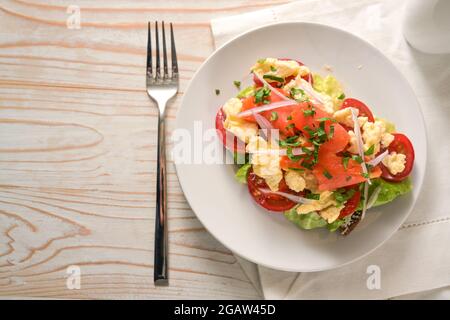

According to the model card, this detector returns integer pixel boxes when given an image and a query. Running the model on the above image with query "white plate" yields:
[175,22,426,272]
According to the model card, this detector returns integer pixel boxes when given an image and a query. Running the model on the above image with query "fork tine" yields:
[155,21,161,80]
[170,23,178,79]
[162,21,169,79]
[146,22,152,78]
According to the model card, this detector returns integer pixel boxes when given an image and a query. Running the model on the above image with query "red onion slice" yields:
[277,148,306,156]
[253,112,276,143]
[237,101,298,118]
[298,79,324,104]
[366,185,382,210]
[253,112,274,130]
[361,182,369,220]
[367,149,389,167]
[259,188,312,204]
[248,148,305,156]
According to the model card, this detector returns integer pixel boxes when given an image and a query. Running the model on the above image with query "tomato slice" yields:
[267,107,297,137]
[215,108,246,153]
[338,187,361,219]
[380,133,415,182]
[341,98,375,122]
[247,170,301,212]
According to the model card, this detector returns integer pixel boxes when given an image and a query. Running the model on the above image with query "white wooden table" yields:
[0,0,292,299]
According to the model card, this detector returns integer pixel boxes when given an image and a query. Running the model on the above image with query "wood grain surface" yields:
[0,0,291,299]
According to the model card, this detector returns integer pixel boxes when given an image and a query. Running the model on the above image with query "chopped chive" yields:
[288,167,305,172]
[285,123,295,131]
[215,89,220,95]
[313,145,319,163]
[285,135,299,143]
[305,193,320,200]
[303,108,316,117]
[290,88,309,102]
[263,74,284,82]
[338,93,346,100]
[303,125,315,136]
[287,147,302,161]
[254,86,271,104]
[323,170,333,180]
[233,80,241,89]
[270,111,278,121]
[270,66,277,72]
[352,155,363,164]
[317,117,337,123]
[290,87,305,96]
[328,125,335,140]
[301,161,313,170]
[361,172,369,179]
[342,156,350,170]
[301,147,312,155]
[279,139,301,147]
[364,145,375,156]
[287,115,293,121]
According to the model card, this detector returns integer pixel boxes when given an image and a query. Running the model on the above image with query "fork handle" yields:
[154,113,168,286]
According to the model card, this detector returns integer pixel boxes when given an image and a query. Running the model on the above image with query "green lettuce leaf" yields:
[285,206,346,232]
[327,219,345,232]
[235,163,251,183]
[233,152,249,167]
[376,117,396,133]
[284,208,327,230]
[358,178,412,210]
[237,86,254,99]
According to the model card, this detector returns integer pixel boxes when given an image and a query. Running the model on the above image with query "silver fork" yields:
[146,21,178,286]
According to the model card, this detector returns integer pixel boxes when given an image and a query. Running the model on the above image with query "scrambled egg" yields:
[284,170,306,192]
[302,170,319,192]
[333,108,353,127]
[246,136,282,191]
[382,151,406,175]
[319,205,343,224]
[347,130,359,154]
[362,120,394,155]
[295,190,342,223]
[252,58,307,78]
[381,131,394,148]
[345,118,394,156]
[358,116,368,128]
[333,108,368,129]
[222,98,258,143]
[296,191,336,214]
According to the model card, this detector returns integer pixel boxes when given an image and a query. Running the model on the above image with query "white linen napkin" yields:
[211,0,450,299]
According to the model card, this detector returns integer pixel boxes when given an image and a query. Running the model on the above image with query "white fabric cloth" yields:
[211,0,450,299]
